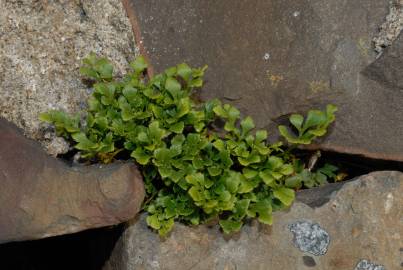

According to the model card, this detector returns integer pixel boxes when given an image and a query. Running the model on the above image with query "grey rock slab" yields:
[0,119,145,244]
[0,0,138,155]
[129,0,403,161]
[104,171,403,270]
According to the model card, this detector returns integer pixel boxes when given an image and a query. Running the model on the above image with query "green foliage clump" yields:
[40,53,337,236]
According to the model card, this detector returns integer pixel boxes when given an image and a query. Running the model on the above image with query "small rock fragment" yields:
[302,256,317,267]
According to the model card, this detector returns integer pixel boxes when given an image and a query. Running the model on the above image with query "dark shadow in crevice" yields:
[317,150,403,178]
[296,149,403,208]
[0,224,124,270]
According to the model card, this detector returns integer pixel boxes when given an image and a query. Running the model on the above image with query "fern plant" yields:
[40,53,337,235]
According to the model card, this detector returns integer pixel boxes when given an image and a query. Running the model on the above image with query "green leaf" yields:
[268,156,284,169]
[224,171,241,193]
[258,211,273,225]
[158,218,175,236]
[240,116,255,136]
[273,187,295,206]
[130,56,148,74]
[149,121,166,141]
[188,186,203,201]
[241,116,255,136]
[169,121,184,133]
[192,65,208,77]
[238,177,256,193]
[72,133,97,151]
[165,67,177,77]
[285,175,303,188]
[165,77,181,98]
[238,153,261,166]
[280,164,294,175]
[255,130,268,142]
[290,114,304,132]
[326,104,338,118]
[278,125,302,144]
[190,78,203,88]
[212,105,226,118]
[146,214,161,230]
[185,173,204,185]
[248,200,273,225]
[226,105,240,122]
[177,63,192,81]
[79,67,98,79]
[317,163,338,178]
[259,170,275,186]
[233,199,250,219]
[131,148,151,165]
[98,61,113,79]
[242,168,258,179]
[213,139,225,151]
[207,166,222,176]
[303,110,327,131]
[122,85,138,101]
[219,219,242,234]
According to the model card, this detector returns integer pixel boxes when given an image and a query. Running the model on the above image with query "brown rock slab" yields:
[104,171,403,270]
[0,119,145,244]
[127,0,403,161]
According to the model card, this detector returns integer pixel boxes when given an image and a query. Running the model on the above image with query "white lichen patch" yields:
[384,193,394,214]
[354,259,386,270]
[289,220,330,256]
[373,0,403,54]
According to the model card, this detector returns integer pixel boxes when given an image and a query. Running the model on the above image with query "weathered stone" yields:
[104,171,403,270]
[364,32,403,90]
[0,119,145,244]
[0,0,138,155]
[127,0,403,161]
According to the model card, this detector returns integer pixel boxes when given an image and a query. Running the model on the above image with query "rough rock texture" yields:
[0,0,138,155]
[0,119,145,244]
[128,0,403,161]
[364,32,403,91]
[373,0,403,54]
[104,171,402,270]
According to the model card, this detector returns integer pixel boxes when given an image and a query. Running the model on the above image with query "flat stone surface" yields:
[128,0,403,161]
[104,171,403,270]
[0,0,138,155]
[0,119,145,244]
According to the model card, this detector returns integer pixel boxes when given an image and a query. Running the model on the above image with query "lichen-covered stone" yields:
[289,220,330,256]
[0,0,138,155]
[354,260,386,270]
[104,171,403,270]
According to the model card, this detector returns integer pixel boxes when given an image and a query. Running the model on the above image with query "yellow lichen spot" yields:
[309,80,329,94]
[357,38,369,58]
[267,72,284,88]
